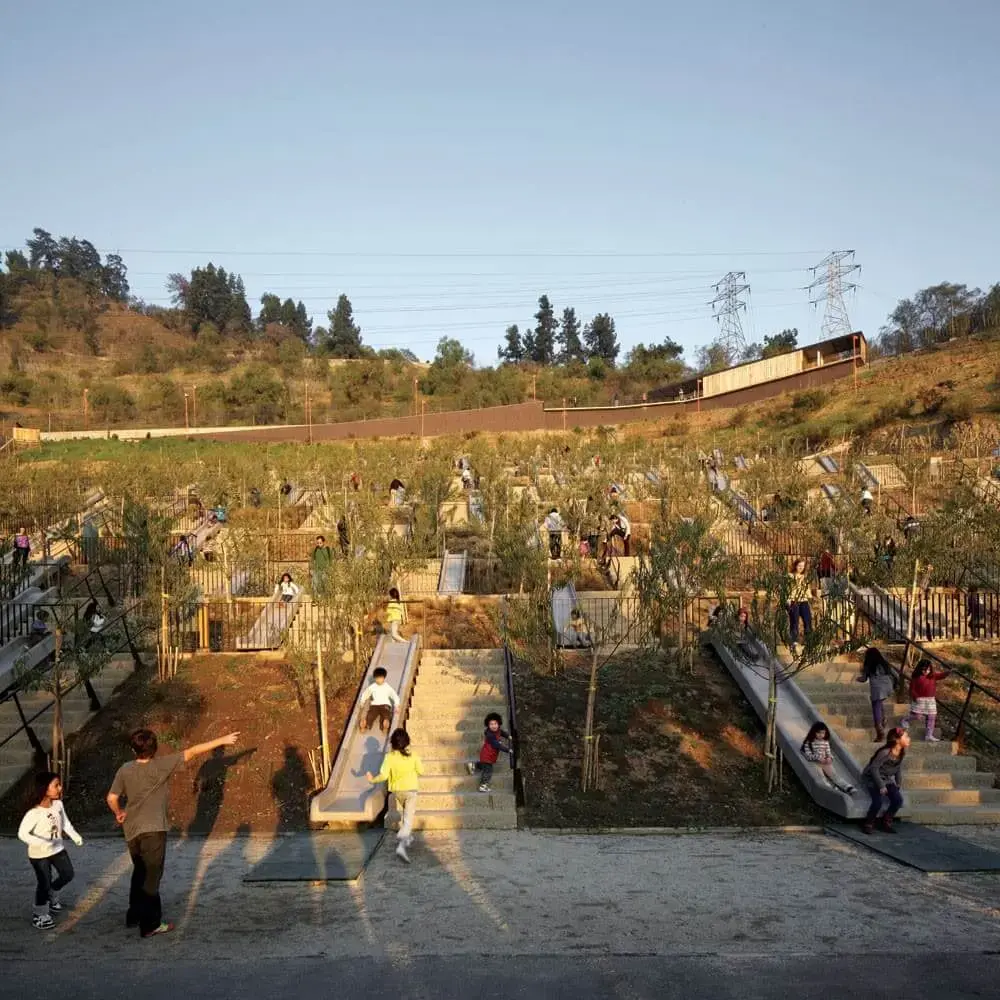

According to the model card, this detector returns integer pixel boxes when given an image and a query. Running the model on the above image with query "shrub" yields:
[941,392,975,424]
[791,389,826,413]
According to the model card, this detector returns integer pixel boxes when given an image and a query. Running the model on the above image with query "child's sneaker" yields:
[395,842,411,863]
[141,921,175,938]
[465,761,476,776]
[48,894,63,911]
[478,783,491,793]
[32,913,55,930]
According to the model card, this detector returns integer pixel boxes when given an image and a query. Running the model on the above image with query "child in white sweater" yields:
[17,772,83,930]
[359,667,400,732]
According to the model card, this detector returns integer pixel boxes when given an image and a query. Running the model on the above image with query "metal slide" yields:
[310,635,421,824]
[437,550,466,595]
[235,594,302,651]
[709,633,866,819]
[551,582,579,647]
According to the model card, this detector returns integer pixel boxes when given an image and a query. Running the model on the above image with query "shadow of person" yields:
[271,745,310,831]
[351,736,386,780]
[187,746,257,836]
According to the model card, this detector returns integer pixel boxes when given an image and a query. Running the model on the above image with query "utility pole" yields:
[805,250,860,338]
[306,383,313,444]
[709,271,750,358]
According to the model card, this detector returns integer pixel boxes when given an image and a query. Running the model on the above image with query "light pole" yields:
[184,393,190,430]
[192,384,198,427]
[83,388,89,430]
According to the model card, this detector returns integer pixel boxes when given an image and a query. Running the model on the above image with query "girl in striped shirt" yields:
[801,721,855,794]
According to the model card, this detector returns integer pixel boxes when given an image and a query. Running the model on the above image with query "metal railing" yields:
[855,586,1000,643]
[846,591,1000,754]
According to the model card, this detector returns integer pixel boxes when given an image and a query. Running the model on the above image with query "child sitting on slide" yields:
[801,721,855,795]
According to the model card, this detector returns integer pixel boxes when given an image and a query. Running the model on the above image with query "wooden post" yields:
[316,639,331,784]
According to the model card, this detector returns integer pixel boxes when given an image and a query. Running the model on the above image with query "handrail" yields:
[0,608,151,752]
[500,599,524,806]
[847,586,1000,754]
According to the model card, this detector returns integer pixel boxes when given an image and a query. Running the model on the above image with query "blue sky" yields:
[2,1,998,364]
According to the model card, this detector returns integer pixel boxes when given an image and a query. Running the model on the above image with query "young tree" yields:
[633,511,730,668]
[583,313,619,366]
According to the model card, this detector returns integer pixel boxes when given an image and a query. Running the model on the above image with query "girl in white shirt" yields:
[17,772,83,930]
[274,573,301,603]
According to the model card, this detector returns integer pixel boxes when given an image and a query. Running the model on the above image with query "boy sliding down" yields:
[359,667,400,733]
[466,713,512,792]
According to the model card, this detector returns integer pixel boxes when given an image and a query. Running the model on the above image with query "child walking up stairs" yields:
[797,658,1000,825]
[391,649,517,831]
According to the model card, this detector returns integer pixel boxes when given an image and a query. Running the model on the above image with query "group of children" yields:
[797,648,950,835]
[358,666,511,863]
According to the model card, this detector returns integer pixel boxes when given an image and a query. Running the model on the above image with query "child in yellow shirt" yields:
[367,729,423,862]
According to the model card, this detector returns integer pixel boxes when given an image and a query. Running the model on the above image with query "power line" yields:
[1,243,824,259]
[805,250,860,337]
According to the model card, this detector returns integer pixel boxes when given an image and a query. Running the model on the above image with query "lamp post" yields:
[83,388,89,430]
[184,393,190,430]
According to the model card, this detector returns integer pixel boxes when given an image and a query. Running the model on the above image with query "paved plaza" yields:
[1,827,999,996]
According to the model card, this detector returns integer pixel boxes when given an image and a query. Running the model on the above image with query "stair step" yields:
[903,771,996,789]
[419,774,515,792]
[416,672,506,687]
[405,732,484,750]
[392,791,516,811]
[420,650,504,665]
[387,808,518,831]
[900,805,1000,825]
[902,788,1000,806]
[416,758,516,777]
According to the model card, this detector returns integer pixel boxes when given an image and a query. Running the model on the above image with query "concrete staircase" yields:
[797,660,1000,824]
[393,648,517,831]
[0,656,134,796]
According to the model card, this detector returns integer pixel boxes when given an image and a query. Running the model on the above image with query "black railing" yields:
[846,592,1000,755]
[854,586,1000,643]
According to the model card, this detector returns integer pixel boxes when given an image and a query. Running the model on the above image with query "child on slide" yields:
[801,721,856,794]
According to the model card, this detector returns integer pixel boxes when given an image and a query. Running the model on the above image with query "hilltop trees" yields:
[258,294,312,342]
[167,264,252,335]
[0,229,130,331]
[878,282,1000,354]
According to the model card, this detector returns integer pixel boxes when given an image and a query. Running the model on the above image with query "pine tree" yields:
[499,324,525,363]
[529,295,558,364]
[325,294,364,357]
[583,312,620,365]
[557,307,584,364]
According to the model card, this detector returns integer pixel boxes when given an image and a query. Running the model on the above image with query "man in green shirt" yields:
[310,534,334,594]
[106,727,239,938]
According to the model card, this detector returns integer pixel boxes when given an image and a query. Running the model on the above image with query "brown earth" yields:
[0,655,359,835]
[514,645,827,828]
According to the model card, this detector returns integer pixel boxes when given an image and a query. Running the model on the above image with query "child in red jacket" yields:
[905,659,950,742]
[465,713,512,793]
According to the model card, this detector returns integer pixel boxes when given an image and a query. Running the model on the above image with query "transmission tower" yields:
[709,271,750,356]
[806,250,860,338]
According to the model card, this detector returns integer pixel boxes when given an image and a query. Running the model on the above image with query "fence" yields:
[856,586,1000,643]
